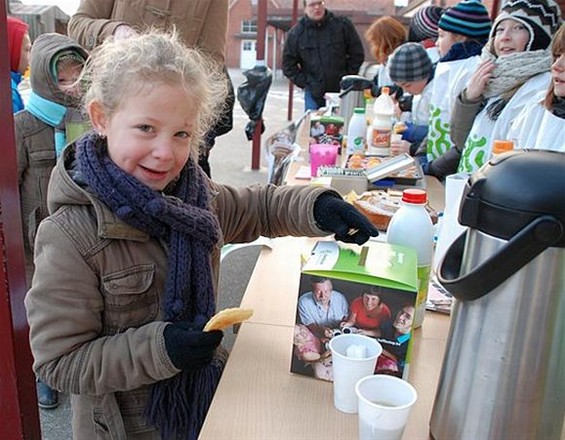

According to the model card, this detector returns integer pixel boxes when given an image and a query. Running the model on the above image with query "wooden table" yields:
[199,162,451,439]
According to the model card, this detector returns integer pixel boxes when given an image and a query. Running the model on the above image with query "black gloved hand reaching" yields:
[164,318,223,371]
[313,194,379,245]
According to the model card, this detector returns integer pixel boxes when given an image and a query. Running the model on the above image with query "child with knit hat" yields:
[454,0,562,173]
[387,43,435,156]
[408,6,445,63]
[507,23,565,151]
[14,32,89,410]
[423,0,492,180]
[7,16,31,113]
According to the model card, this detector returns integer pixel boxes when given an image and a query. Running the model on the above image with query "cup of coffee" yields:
[309,143,338,177]
[355,374,417,440]
[328,334,382,414]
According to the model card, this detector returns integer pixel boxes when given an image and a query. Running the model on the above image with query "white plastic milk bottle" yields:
[387,189,434,328]
[346,107,367,157]
[369,86,394,156]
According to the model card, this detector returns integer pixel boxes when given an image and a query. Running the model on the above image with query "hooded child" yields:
[8,16,31,113]
[14,32,89,410]
[455,0,562,173]
[24,30,378,440]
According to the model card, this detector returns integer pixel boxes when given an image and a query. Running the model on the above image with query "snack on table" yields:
[353,190,403,230]
[203,307,254,331]
[393,122,407,134]
[352,190,437,231]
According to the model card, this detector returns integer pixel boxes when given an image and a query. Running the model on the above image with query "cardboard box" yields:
[291,240,418,382]
[309,115,344,148]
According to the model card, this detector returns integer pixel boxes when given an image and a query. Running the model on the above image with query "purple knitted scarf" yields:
[76,133,224,440]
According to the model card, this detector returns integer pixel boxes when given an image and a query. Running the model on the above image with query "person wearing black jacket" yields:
[282,0,364,111]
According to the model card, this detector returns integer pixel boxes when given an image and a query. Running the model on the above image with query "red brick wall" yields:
[226,0,565,69]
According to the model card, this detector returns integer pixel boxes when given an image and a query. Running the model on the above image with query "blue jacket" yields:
[11,71,24,113]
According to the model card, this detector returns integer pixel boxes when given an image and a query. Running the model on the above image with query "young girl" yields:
[7,16,31,113]
[454,0,562,173]
[24,31,377,440]
[507,23,565,151]
[424,0,492,179]
[15,31,88,411]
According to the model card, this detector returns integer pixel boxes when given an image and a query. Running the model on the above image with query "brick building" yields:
[226,0,564,70]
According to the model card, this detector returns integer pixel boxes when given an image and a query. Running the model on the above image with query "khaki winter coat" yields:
[14,33,89,287]
[68,0,228,63]
[25,144,332,439]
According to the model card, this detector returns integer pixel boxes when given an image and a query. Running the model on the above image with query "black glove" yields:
[164,319,223,371]
[313,194,379,245]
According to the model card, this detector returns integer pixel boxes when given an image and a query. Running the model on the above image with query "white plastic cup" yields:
[328,334,382,414]
[355,375,418,440]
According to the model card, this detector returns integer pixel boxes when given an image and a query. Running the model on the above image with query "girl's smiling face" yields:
[493,19,530,56]
[89,82,197,191]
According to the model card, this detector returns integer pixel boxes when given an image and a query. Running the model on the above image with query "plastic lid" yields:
[402,189,427,204]
[353,107,365,114]
[492,140,514,155]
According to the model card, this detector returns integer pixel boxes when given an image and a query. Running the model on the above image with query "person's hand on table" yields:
[390,139,411,156]
[314,193,379,245]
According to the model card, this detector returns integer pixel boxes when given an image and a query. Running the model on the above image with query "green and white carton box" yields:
[291,240,417,382]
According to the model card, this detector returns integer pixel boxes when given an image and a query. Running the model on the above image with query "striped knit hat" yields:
[409,6,445,42]
[438,0,492,39]
[388,43,433,83]
[490,0,562,51]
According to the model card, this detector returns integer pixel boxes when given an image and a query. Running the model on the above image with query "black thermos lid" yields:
[459,150,565,247]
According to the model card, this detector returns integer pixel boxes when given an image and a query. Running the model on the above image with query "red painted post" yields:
[287,0,299,121]
[251,0,268,170]
[0,5,42,439]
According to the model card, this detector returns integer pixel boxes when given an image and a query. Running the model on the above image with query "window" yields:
[242,19,257,33]
[243,41,256,51]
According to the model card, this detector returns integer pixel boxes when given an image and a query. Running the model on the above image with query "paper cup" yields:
[309,144,338,177]
[355,375,417,440]
[329,334,382,414]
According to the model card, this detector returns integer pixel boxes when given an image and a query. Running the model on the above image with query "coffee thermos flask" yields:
[430,150,565,440]
[339,75,373,132]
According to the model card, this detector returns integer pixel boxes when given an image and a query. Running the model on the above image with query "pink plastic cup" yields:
[310,144,338,177]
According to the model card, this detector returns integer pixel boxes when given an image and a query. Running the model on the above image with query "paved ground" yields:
[37,68,305,439]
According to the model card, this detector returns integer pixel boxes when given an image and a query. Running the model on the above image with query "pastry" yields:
[203,307,254,331]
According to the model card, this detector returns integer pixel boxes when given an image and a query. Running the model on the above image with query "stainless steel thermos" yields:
[339,75,373,132]
[431,150,565,440]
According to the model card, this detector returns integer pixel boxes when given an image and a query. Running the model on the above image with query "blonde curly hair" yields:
[80,29,228,157]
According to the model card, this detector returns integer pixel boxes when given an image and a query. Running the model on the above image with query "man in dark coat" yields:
[283,0,364,111]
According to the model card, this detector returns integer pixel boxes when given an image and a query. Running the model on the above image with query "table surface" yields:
[199,148,454,439]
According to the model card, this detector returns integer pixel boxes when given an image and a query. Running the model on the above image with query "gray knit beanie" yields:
[388,43,433,83]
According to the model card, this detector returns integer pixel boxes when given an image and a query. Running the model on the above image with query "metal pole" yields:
[251,0,268,170]
[0,5,42,439]
[287,0,299,121]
